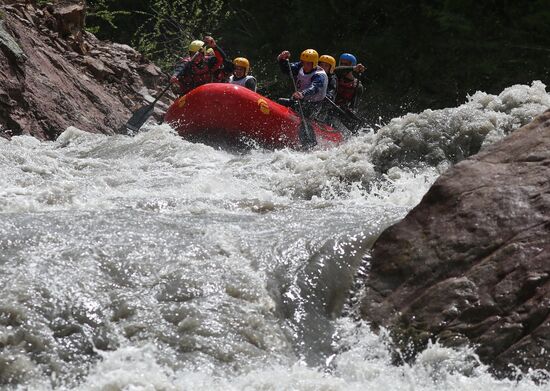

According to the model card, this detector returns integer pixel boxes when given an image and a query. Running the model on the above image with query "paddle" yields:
[286,60,317,149]
[125,50,203,135]
[322,96,355,133]
[125,84,172,135]
[323,96,369,134]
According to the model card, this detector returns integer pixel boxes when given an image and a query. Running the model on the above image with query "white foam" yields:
[2,82,549,390]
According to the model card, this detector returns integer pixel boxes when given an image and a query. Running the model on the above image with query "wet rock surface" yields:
[360,109,550,375]
[0,0,174,140]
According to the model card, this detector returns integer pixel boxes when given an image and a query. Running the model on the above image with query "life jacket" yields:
[296,66,327,102]
[229,75,257,91]
[335,76,358,107]
[326,73,337,100]
[176,53,222,95]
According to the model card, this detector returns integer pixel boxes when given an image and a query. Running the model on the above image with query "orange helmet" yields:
[233,57,250,75]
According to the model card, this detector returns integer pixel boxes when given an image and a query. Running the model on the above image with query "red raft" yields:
[164,83,343,149]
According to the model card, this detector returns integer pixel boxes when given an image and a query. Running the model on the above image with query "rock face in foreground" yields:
[0,1,173,140]
[361,109,550,374]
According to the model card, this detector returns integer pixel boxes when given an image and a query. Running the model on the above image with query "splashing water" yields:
[0,82,548,390]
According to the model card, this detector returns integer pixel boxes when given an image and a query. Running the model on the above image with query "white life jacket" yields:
[296,66,328,102]
[229,75,257,91]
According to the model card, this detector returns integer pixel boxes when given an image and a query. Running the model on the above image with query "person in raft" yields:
[206,47,235,83]
[169,36,225,95]
[277,49,328,119]
[318,54,337,101]
[334,53,365,111]
[229,57,257,92]
[316,54,342,126]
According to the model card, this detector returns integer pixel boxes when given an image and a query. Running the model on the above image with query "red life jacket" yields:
[335,76,358,107]
[176,51,223,95]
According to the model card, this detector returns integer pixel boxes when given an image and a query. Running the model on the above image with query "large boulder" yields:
[360,109,550,375]
[0,1,173,140]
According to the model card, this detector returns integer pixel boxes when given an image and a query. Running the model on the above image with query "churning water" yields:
[1,81,549,390]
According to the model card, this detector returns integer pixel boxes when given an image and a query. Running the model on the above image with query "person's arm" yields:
[279,60,300,77]
[351,81,364,110]
[203,36,223,72]
[335,64,365,78]
[245,76,257,92]
[170,58,190,83]
[206,47,224,72]
[277,51,300,77]
[215,45,229,61]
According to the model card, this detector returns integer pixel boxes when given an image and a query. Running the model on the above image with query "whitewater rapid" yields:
[0,81,549,390]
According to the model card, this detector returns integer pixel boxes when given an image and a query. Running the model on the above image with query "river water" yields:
[1,81,549,390]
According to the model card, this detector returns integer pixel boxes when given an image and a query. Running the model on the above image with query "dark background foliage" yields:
[86,0,550,123]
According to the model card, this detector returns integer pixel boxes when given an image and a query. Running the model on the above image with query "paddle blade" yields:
[125,104,154,135]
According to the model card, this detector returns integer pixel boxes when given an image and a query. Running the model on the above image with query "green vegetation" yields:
[86,0,550,122]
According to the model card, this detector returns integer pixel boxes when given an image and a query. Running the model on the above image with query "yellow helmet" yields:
[188,40,205,54]
[300,49,319,67]
[319,55,336,73]
[206,48,215,56]
[233,57,250,75]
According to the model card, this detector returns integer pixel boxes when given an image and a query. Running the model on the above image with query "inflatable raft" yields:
[164,83,343,149]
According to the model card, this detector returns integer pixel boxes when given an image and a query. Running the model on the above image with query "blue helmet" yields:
[339,53,357,66]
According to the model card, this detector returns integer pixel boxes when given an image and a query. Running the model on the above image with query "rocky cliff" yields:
[360,109,550,375]
[0,0,173,140]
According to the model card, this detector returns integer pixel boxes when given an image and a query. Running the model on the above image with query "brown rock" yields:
[138,63,163,89]
[52,2,84,38]
[360,110,550,375]
[82,56,114,80]
[0,2,174,140]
